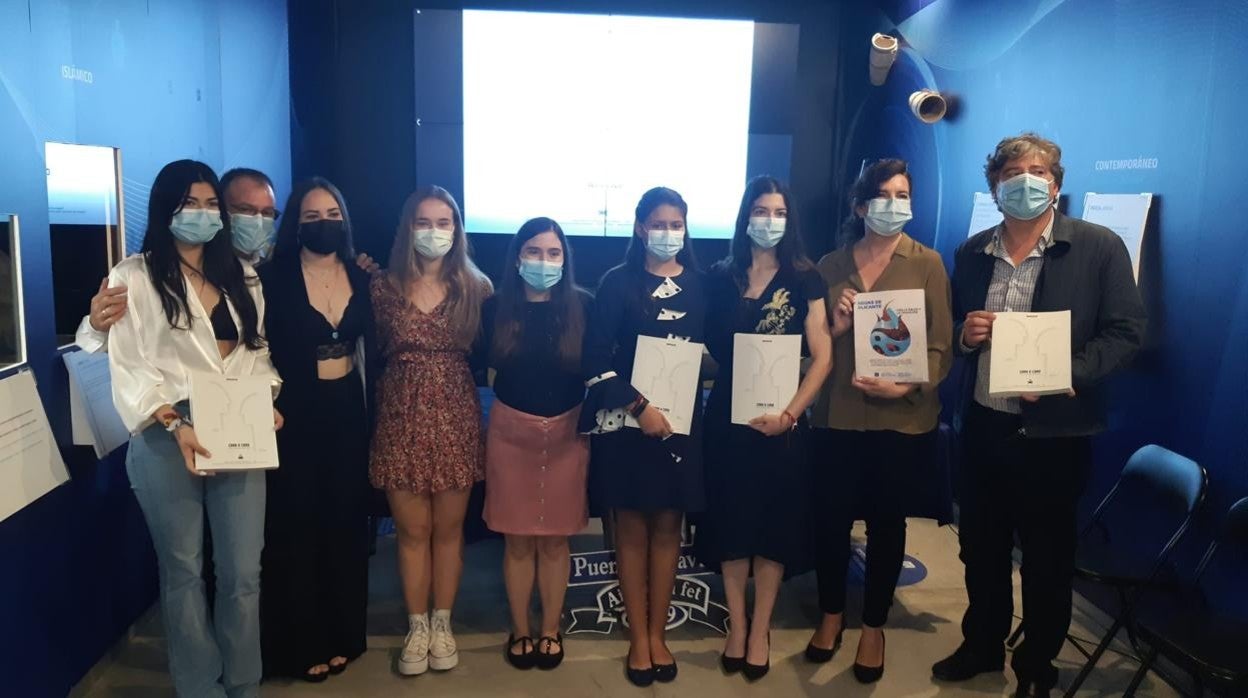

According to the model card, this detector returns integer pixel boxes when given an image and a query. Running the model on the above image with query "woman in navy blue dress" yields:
[580,187,706,687]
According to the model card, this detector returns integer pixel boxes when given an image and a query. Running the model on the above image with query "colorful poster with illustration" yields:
[852,289,929,383]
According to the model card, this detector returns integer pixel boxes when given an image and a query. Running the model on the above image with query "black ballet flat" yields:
[625,663,655,687]
[805,628,844,663]
[653,660,678,683]
[852,631,886,684]
[743,633,770,681]
[720,652,745,674]
[302,667,329,683]
[534,633,564,670]
[505,634,536,670]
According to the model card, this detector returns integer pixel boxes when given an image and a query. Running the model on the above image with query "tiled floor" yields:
[75,520,1179,697]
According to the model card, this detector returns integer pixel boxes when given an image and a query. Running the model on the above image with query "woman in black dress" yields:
[257,178,375,682]
[698,176,833,680]
[580,187,706,687]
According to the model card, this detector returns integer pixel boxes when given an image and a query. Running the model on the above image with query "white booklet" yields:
[731,333,801,425]
[853,289,929,383]
[989,311,1072,397]
[625,335,704,436]
[189,372,279,471]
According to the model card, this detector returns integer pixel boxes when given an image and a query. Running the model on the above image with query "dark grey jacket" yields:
[952,211,1146,438]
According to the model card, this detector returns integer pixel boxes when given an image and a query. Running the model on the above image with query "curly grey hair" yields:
[984,133,1064,191]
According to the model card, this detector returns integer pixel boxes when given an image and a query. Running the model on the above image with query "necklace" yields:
[303,262,342,329]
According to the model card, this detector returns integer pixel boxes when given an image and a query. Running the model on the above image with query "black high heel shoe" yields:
[534,633,564,670]
[805,627,844,663]
[720,652,745,674]
[504,634,536,670]
[742,632,770,681]
[852,630,886,684]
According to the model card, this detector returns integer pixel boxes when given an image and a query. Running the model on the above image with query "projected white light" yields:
[463,10,754,238]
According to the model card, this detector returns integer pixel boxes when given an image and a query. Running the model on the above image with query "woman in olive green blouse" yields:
[804,159,952,683]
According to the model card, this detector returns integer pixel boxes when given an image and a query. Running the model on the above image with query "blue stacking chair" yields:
[1058,445,1208,697]
[1123,496,1248,697]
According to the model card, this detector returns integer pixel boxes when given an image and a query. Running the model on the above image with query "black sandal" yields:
[302,666,329,683]
[328,657,349,675]
[535,633,564,670]
[505,634,536,670]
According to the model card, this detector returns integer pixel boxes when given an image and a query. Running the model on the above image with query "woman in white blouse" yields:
[107,160,281,698]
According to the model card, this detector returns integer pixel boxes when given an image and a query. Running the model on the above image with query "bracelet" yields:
[628,396,650,419]
[781,410,799,430]
[163,413,194,433]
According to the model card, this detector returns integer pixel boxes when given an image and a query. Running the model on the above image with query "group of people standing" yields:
[81,130,1143,698]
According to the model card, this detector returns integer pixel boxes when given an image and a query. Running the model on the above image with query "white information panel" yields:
[1082,192,1152,282]
[63,349,129,458]
[0,370,70,523]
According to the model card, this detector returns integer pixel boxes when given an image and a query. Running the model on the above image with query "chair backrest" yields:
[1119,445,1206,513]
[1084,445,1207,581]
[1193,497,1248,617]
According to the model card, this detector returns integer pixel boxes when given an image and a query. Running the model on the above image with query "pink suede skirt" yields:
[484,400,589,536]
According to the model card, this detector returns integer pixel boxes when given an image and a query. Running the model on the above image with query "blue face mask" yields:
[519,259,563,291]
[645,229,685,261]
[864,198,912,236]
[230,213,275,256]
[170,209,224,245]
[746,217,786,248]
[996,173,1053,220]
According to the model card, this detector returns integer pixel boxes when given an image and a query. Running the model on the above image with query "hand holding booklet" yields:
[853,289,929,383]
[625,335,704,436]
[731,333,800,425]
[189,372,279,471]
[988,311,1072,397]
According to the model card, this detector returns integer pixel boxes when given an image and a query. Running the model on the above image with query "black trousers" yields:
[814,428,936,628]
[958,402,1091,675]
[260,373,371,677]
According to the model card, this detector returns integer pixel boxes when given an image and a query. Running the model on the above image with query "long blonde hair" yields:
[387,185,492,348]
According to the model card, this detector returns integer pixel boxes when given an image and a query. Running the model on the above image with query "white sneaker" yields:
[429,610,459,671]
[399,614,430,676]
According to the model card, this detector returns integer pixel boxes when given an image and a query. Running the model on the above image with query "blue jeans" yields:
[127,423,266,698]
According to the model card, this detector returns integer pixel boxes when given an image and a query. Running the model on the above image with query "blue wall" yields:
[0,1,290,695]
[839,0,1247,554]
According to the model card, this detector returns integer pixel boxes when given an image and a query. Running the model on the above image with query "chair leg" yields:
[1122,645,1158,697]
[1007,621,1024,649]
[1063,616,1124,698]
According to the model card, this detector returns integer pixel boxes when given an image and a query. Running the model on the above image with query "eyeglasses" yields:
[230,205,281,219]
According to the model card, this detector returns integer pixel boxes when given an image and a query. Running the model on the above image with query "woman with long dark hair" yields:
[697,176,832,681]
[371,186,493,676]
[107,159,280,698]
[805,158,952,682]
[257,178,375,682]
[471,217,590,670]
[580,187,706,687]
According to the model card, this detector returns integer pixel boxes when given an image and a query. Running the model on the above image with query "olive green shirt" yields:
[811,233,953,434]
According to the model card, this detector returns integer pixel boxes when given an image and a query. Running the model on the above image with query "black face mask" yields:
[299,219,345,255]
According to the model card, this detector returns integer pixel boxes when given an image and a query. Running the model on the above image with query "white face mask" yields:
[864,197,913,236]
[746,216,786,248]
[412,227,454,259]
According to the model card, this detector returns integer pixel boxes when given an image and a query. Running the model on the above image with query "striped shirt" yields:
[973,214,1055,413]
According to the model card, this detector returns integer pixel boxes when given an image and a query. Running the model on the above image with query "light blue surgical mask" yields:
[519,258,563,291]
[230,213,275,256]
[864,197,912,236]
[996,173,1053,220]
[746,217,786,248]
[170,209,224,245]
[645,229,684,261]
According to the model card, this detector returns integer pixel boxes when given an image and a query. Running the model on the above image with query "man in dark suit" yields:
[931,133,1146,697]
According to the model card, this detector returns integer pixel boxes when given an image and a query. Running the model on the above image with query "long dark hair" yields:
[271,177,357,263]
[839,158,912,247]
[719,175,813,286]
[140,160,263,349]
[491,217,584,370]
[623,186,699,272]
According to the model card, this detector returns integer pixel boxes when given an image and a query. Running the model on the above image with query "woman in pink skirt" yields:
[471,217,590,671]
[371,186,492,676]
